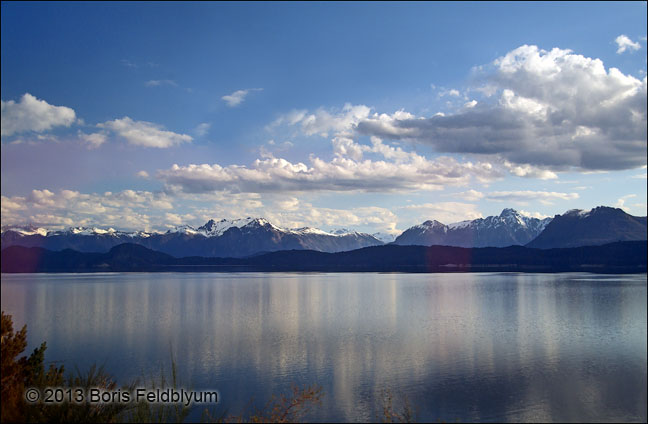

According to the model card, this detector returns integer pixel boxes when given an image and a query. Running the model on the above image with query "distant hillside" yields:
[526,206,647,249]
[2,241,645,274]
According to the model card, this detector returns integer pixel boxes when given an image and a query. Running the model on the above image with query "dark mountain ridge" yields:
[526,206,647,248]
[2,241,645,274]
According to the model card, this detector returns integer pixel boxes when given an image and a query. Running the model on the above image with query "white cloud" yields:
[615,35,641,54]
[399,202,484,224]
[1,93,77,136]
[439,88,461,98]
[163,212,197,227]
[454,189,485,201]
[503,161,558,179]
[356,45,647,172]
[261,201,401,235]
[518,210,551,219]
[160,101,507,195]
[1,189,176,231]
[222,88,263,107]
[484,190,579,205]
[267,109,308,130]
[98,117,192,148]
[78,131,107,149]
[194,123,211,136]
[259,139,294,158]
[631,166,647,179]
[615,194,637,211]
[145,79,178,87]
[1,186,408,235]
[272,103,373,137]
[157,154,500,195]
[136,170,150,179]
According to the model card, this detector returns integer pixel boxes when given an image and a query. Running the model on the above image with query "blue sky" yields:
[1,2,646,234]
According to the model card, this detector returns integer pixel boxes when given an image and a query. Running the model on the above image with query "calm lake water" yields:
[1,272,646,422]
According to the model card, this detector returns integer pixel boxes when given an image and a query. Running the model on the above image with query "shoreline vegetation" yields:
[1,311,416,423]
[1,240,646,274]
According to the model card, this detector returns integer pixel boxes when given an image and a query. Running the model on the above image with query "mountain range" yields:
[0,217,383,258]
[2,206,646,258]
[393,208,552,247]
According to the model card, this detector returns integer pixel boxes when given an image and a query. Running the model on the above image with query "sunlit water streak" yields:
[2,272,646,422]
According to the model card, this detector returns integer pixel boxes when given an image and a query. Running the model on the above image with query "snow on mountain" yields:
[66,227,120,236]
[1,217,384,257]
[447,220,472,230]
[1,226,50,236]
[394,209,553,248]
[414,220,448,232]
[371,232,396,243]
[290,227,334,236]
[195,217,286,236]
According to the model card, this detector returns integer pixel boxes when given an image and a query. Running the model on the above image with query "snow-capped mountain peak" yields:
[0,225,50,236]
[415,220,447,232]
[395,209,553,248]
[167,225,198,235]
[197,217,257,236]
[328,228,362,236]
[56,226,120,236]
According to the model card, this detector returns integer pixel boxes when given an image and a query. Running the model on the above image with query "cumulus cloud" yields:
[1,93,77,136]
[98,117,192,148]
[356,45,647,172]
[1,189,175,230]
[222,88,263,107]
[157,154,500,195]
[503,161,558,179]
[2,187,406,235]
[161,102,507,196]
[615,35,641,54]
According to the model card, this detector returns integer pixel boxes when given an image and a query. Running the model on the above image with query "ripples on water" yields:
[1,272,646,422]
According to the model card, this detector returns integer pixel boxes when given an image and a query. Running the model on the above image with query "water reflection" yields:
[1,272,646,422]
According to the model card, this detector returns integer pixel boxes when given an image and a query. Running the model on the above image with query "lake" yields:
[1,272,646,422]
